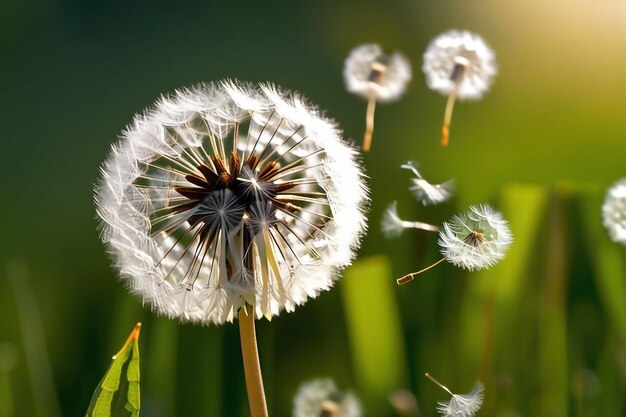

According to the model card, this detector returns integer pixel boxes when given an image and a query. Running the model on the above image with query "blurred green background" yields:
[2,0,626,416]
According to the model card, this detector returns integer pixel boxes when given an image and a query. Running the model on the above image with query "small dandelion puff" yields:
[397,205,511,285]
[425,373,484,417]
[422,30,497,147]
[293,379,362,417]
[344,44,412,152]
[95,80,368,325]
[401,161,455,206]
[439,204,512,271]
[381,201,439,239]
[602,178,626,245]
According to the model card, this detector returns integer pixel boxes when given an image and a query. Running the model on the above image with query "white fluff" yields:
[381,201,439,239]
[293,379,361,417]
[95,80,368,325]
[603,178,626,245]
[344,44,412,102]
[401,161,455,206]
[438,205,512,271]
[423,30,497,100]
[437,381,484,417]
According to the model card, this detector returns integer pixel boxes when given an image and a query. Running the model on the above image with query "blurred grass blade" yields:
[341,255,407,415]
[7,261,62,417]
[458,184,548,413]
[538,185,571,417]
[578,186,626,338]
[0,343,18,417]
[86,323,141,417]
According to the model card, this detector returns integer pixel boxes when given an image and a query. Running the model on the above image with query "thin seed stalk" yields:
[362,95,377,152]
[239,303,269,417]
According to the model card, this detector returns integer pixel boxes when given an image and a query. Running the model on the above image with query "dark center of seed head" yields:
[174,153,296,230]
[464,230,485,247]
[368,55,390,84]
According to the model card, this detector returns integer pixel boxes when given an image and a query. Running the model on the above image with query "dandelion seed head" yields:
[401,161,455,206]
[293,379,362,417]
[602,178,626,245]
[423,30,497,100]
[436,381,484,417]
[344,44,412,102]
[95,80,368,325]
[439,205,512,271]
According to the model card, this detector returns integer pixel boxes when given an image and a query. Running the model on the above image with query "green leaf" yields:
[341,255,408,416]
[86,323,141,417]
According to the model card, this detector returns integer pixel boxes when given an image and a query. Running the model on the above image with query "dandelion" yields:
[602,178,626,245]
[401,161,455,205]
[344,44,412,151]
[293,379,362,417]
[425,373,484,417]
[381,201,439,239]
[423,30,497,147]
[95,80,368,417]
[397,205,511,285]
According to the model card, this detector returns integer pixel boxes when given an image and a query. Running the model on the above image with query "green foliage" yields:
[85,324,141,417]
[341,256,408,415]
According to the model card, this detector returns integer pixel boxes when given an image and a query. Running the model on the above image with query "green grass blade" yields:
[537,185,571,417]
[341,255,408,415]
[86,323,141,417]
[0,343,17,417]
[578,186,626,338]
[457,184,549,414]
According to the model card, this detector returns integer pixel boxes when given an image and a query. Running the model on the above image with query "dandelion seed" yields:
[344,44,412,151]
[439,205,512,271]
[423,30,497,147]
[397,205,511,285]
[293,379,362,417]
[425,373,484,417]
[401,161,455,205]
[95,80,368,325]
[381,201,439,239]
[602,178,626,245]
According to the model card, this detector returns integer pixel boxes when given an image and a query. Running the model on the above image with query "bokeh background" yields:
[2,0,626,416]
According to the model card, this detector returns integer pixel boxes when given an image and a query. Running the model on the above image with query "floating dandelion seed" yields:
[294,379,362,417]
[439,204,512,271]
[423,30,497,147]
[425,373,484,417]
[397,205,511,285]
[381,201,439,239]
[344,44,412,152]
[602,178,626,245]
[95,80,368,325]
[401,161,455,205]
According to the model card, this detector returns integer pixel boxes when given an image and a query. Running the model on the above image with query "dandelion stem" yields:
[425,372,454,396]
[441,92,457,147]
[239,304,269,417]
[396,257,447,285]
[363,95,377,152]
[404,220,440,232]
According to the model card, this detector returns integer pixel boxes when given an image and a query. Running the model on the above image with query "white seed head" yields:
[436,381,484,417]
[293,379,362,417]
[401,161,455,206]
[439,205,512,271]
[602,178,626,245]
[95,80,368,325]
[344,44,412,102]
[423,30,497,100]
